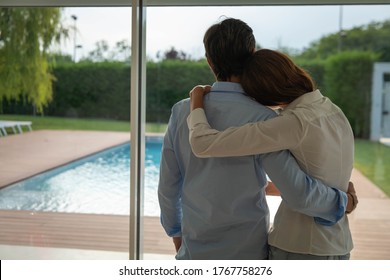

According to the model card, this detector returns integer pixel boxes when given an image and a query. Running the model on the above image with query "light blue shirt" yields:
[158,82,346,260]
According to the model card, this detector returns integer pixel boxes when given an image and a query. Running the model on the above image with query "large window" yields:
[1,1,389,260]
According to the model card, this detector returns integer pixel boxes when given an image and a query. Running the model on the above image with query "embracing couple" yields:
[158,17,358,260]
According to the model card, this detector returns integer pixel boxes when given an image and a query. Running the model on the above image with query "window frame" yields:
[1,0,386,260]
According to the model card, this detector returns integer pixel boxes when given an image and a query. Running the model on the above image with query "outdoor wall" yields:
[370,62,390,141]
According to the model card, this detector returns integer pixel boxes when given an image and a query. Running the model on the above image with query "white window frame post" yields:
[130,0,147,260]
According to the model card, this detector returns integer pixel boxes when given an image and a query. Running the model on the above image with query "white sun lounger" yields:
[0,120,33,136]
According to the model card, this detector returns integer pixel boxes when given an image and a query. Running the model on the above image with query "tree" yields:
[82,39,131,63]
[86,40,110,62]
[49,53,73,64]
[0,7,65,113]
[298,20,390,61]
[163,47,188,60]
[112,39,131,62]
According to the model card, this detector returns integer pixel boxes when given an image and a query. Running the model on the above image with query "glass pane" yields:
[0,6,131,260]
[146,4,390,261]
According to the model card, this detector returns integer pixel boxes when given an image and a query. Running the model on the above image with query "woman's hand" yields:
[265,181,281,196]
[346,181,358,214]
[189,85,211,111]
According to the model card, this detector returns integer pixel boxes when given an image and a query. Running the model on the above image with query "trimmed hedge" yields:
[298,59,326,91]
[0,53,379,138]
[324,51,378,138]
[48,62,131,120]
[1,60,214,123]
[298,52,377,139]
[146,60,214,122]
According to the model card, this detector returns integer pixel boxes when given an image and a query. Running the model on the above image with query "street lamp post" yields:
[338,6,347,52]
[71,15,78,62]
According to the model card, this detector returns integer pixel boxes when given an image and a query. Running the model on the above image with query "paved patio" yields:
[0,130,130,188]
[0,130,389,259]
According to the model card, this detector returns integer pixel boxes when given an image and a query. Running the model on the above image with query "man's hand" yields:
[346,181,358,214]
[173,236,182,253]
[189,85,211,111]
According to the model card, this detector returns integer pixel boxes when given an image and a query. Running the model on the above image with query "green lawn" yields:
[2,114,389,196]
[354,139,390,197]
[0,114,167,133]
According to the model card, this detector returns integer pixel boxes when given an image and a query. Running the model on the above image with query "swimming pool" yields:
[0,136,281,219]
[0,138,162,216]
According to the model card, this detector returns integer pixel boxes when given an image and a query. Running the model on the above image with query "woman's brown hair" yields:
[241,49,316,106]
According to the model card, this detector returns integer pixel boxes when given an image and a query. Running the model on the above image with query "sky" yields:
[58,5,390,61]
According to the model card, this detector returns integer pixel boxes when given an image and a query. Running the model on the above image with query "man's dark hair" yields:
[203,18,255,81]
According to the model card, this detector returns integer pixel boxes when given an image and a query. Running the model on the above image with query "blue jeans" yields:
[269,245,350,260]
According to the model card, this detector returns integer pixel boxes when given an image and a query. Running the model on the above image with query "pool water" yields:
[0,140,162,216]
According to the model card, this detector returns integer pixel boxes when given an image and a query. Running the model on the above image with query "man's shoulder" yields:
[172,97,190,109]
[170,95,277,122]
[170,98,190,115]
[169,98,191,123]
[209,94,277,118]
[230,100,278,121]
